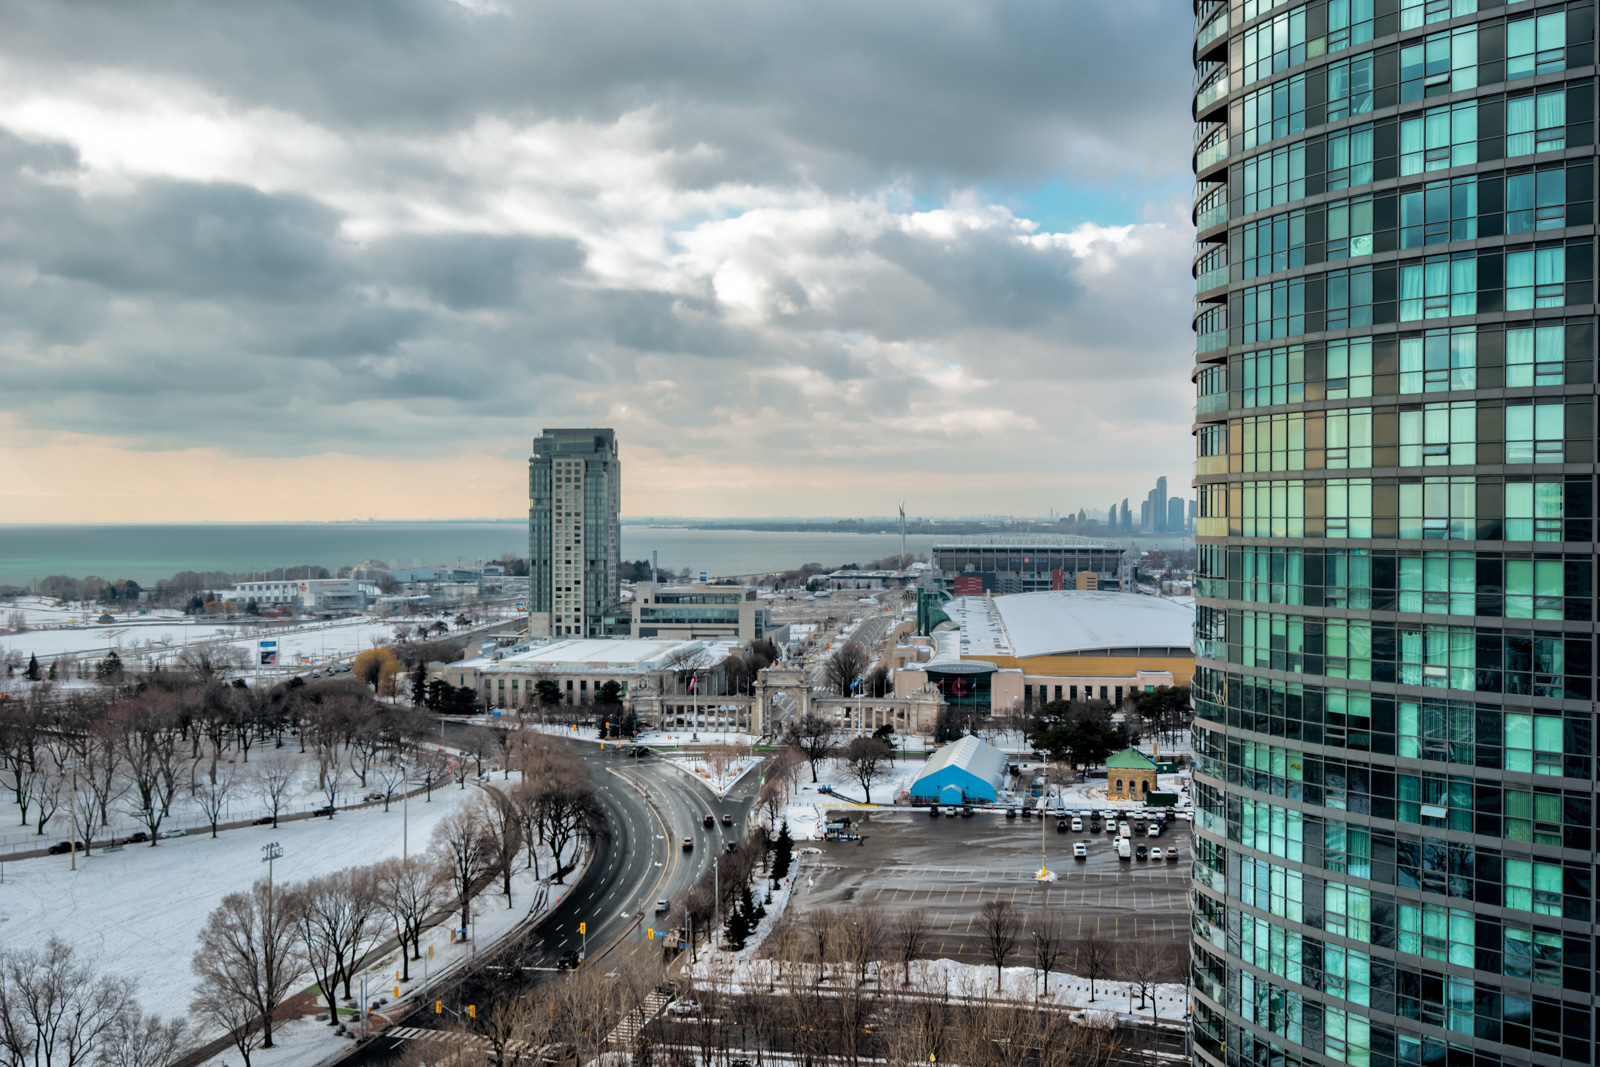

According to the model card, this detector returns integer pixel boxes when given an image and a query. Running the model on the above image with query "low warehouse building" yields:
[907,735,1009,805]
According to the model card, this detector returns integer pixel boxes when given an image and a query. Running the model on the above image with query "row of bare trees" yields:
[191,738,604,1066]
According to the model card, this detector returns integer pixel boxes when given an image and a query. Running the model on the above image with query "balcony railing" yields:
[1194,77,1228,115]
[1195,11,1229,53]
[1197,329,1228,353]
[1196,455,1229,476]
[1197,393,1229,415]
[1195,265,1228,292]
[1194,139,1230,173]
[1195,202,1228,231]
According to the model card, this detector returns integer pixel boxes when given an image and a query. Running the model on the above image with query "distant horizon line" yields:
[0,515,1121,527]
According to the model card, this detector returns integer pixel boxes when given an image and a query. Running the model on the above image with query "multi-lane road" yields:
[338,727,763,1065]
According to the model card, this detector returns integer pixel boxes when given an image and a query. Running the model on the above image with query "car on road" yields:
[46,841,84,855]
[721,814,733,826]
[655,899,669,914]
[682,837,693,851]
[1073,841,1088,859]
[1134,843,1149,860]
[1150,847,1164,860]
[703,815,715,828]
[159,828,186,839]
[252,816,275,826]
[557,950,581,970]
[123,831,149,844]
[1070,817,1083,832]
[312,806,335,817]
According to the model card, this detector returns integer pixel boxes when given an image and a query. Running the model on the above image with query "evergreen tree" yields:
[95,650,123,682]
[724,882,754,951]
[772,820,794,883]
[25,654,40,681]
[46,660,57,681]
[410,659,429,705]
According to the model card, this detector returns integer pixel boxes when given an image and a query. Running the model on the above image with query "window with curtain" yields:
[1401,0,1476,31]
[1398,476,1476,541]
[1507,89,1566,156]
[1508,10,1566,79]
[1398,551,1475,614]
[1399,402,1476,466]
[1328,0,1375,50]
[1325,478,1374,538]
[1325,407,1374,469]
[1505,402,1565,463]
[1505,559,1563,619]
[1400,328,1477,393]
[1505,481,1563,541]
[1505,168,1565,233]
[1326,195,1374,259]
[1504,247,1564,310]
[1505,325,1564,386]
[1399,253,1476,320]
[1326,338,1374,399]
[1327,53,1375,121]
[1400,102,1477,175]
[1325,124,1374,190]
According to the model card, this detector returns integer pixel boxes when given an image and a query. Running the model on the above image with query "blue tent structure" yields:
[908,736,1009,805]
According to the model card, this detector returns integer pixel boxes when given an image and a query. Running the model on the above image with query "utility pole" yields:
[402,759,410,862]
[63,758,82,870]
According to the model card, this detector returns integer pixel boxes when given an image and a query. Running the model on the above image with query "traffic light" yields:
[428,943,434,958]
[579,922,586,934]
[468,1005,476,1019]
[647,928,655,940]
[435,1000,442,1014]
[394,986,400,999]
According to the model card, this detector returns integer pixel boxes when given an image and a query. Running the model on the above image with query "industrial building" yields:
[931,535,1126,595]
[602,582,770,641]
[905,735,1009,805]
[895,589,1194,713]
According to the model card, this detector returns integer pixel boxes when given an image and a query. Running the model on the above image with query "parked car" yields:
[159,828,186,839]
[1055,818,1068,833]
[668,1000,700,1017]
[944,806,959,817]
[363,792,384,802]
[928,806,940,817]
[124,831,149,843]
[1134,843,1149,860]
[960,806,974,818]
[46,841,84,855]
[312,806,335,817]
[1119,821,1132,838]
[1089,818,1102,832]
[1073,841,1088,859]
[1070,817,1084,832]
[703,814,714,828]
[721,814,733,826]
[1005,806,1017,819]
[1150,847,1164,861]
[1147,824,1161,837]
[252,816,275,826]
[1167,847,1180,861]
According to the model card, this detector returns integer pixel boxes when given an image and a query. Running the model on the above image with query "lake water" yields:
[0,523,947,586]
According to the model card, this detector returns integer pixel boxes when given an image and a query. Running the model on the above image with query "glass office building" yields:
[528,428,621,638]
[1190,3,1599,1067]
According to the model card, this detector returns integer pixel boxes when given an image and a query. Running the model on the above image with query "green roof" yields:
[1106,747,1158,770]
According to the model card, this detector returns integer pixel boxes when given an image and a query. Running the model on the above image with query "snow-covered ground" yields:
[684,952,1187,1023]
[661,753,762,798]
[0,776,529,1034]
[773,756,925,840]
[0,597,519,677]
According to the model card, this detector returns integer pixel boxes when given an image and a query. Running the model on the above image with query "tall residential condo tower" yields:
[528,428,621,638]
[1191,4,1599,1067]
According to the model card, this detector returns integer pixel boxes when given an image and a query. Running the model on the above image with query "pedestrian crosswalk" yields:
[606,989,671,1047]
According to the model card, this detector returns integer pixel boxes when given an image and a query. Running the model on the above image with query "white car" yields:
[1167,848,1180,861]
[1070,817,1083,832]
[1072,841,1087,859]
[1149,847,1164,861]
[1119,821,1132,838]
[1147,824,1161,837]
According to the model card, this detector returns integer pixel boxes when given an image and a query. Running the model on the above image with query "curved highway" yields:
[339,731,763,1064]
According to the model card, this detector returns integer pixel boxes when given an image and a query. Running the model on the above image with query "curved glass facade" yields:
[1190,3,1600,1067]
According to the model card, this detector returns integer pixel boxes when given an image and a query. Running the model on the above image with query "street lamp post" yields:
[262,841,284,895]
[63,758,83,870]
[401,760,411,862]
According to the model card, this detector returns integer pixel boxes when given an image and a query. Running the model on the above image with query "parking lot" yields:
[781,809,1191,967]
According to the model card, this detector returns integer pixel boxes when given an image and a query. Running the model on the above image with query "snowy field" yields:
[774,755,925,839]
[0,596,520,675]
[0,777,520,1032]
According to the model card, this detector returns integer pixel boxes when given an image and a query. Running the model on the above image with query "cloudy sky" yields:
[0,0,1194,523]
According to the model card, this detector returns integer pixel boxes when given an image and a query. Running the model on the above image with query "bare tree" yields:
[373,857,448,981]
[1125,941,1184,1026]
[703,743,737,785]
[101,1012,189,1067]
[191,879,305,1056]
[892,908,931,985]
[414,749,448,801]
[191,764,238,838]
[0,938,135,1067]
[431,801,500,932]
[256,754,298,828]
[290,867,386,1021]
[114,693,183,843]
[823,642,869,697]
[783,713,838,783]
[978,898,1021,990]
[840,736,893,803]
[373,760,407,812]
[477,785,525,904]
[1030,914,1066,996]
[1074,933,1113,1003]
[319,763,349,816]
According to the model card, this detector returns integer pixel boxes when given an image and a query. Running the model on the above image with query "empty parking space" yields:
[782,809,1192,966]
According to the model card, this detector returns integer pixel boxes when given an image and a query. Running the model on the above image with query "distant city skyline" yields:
[0,2,1193,523]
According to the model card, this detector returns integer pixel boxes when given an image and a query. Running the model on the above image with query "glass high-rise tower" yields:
[1191,3,1599,1067]
[528,427,621,639]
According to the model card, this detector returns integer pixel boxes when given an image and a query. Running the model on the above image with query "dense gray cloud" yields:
[0,0,1197,516]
